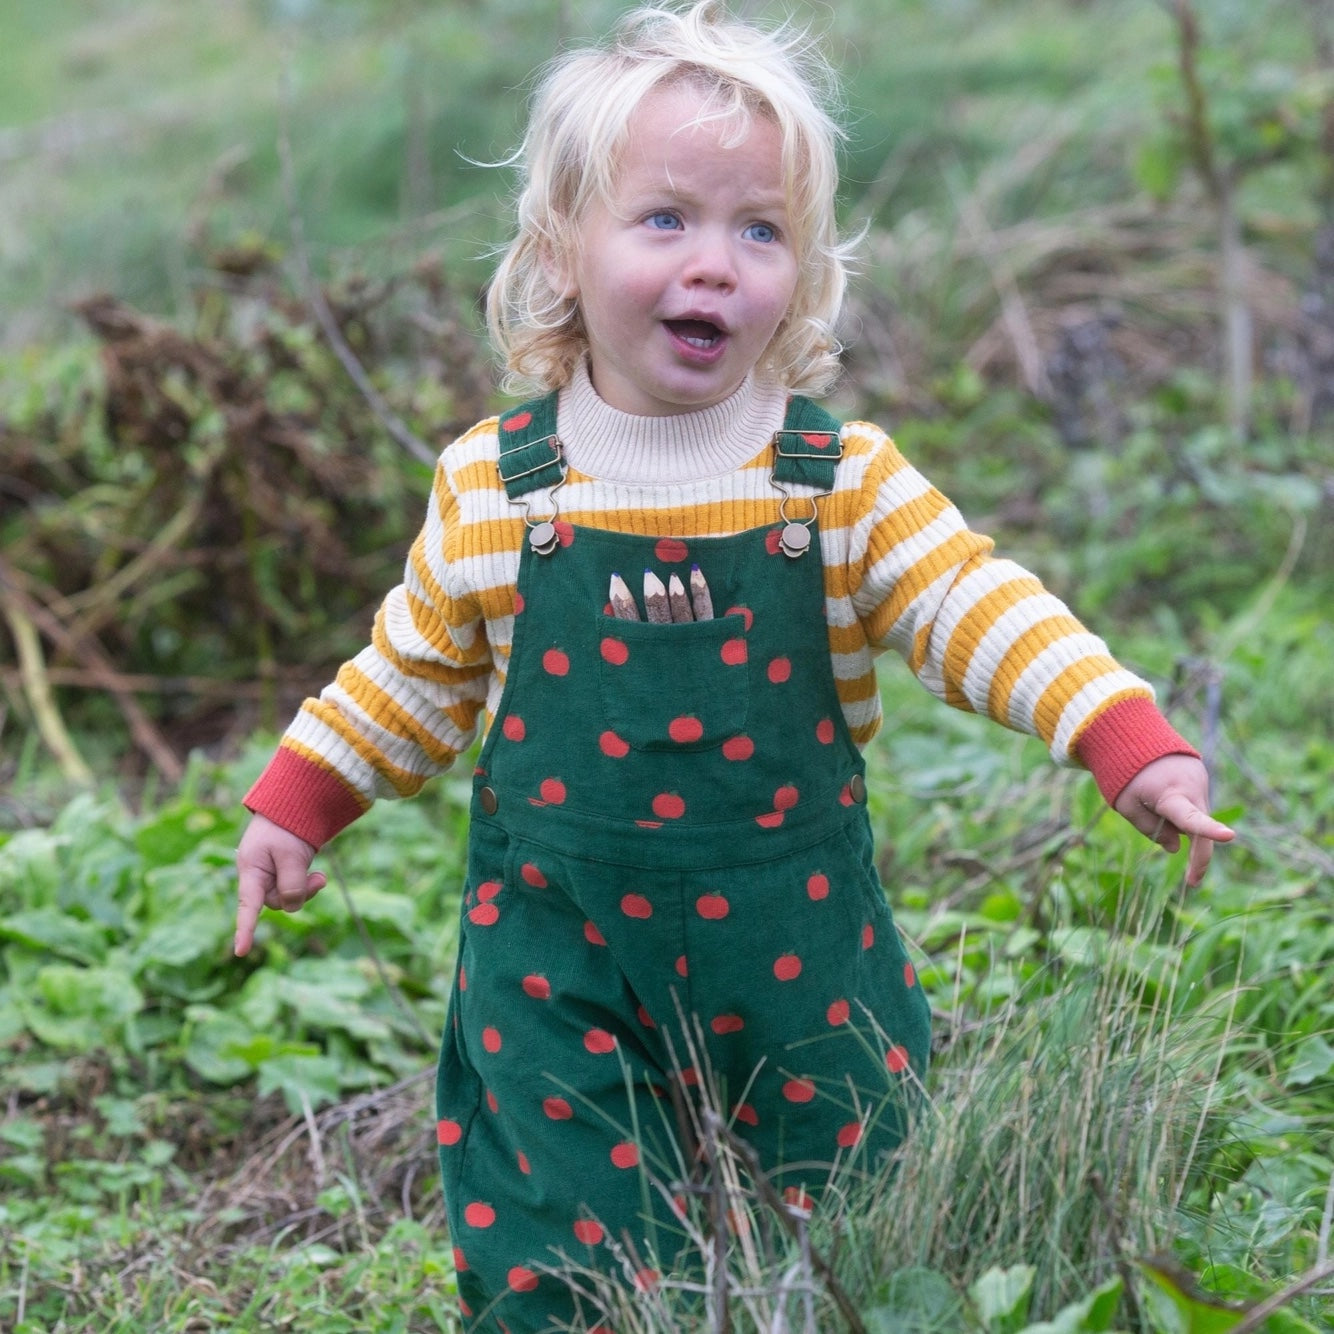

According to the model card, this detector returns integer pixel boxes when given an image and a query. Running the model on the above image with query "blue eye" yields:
[745,222,777,243]
[646,212,681,230]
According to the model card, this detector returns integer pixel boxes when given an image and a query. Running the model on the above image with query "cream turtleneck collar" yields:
[554,360,790,484]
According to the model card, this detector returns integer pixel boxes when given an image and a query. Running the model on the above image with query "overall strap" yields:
[772,396,844,490]
[497,392,565,499]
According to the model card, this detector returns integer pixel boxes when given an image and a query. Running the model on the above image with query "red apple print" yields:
[477,881,501,902]
[783,1186,814,1213]
[517,1151,531,1174]
[696,892,730,920]
[724,604,755,631]
[826,999,850,1026]
[468,903,499,926]
[782,1077,816,1103]
[464,1202,496,1228]
[513,591,524,615]
[837,1123,863,1149]
[584,921,607,946]
[508,1266,539,1292]
[773,784,799,811]
[816,718,835,744]
[637,1005,655,1028]
[634,1268,659,1292]
[521,862,548,888]
[553,520,574,547]
[839,784,854,807]
[542,648,570,676]
[807,872,829,901]
[635,820,664,829]
[459,1299,473,1318]
[436,1118,463,1146]
[756,811,785,829]
[453,1246,468,1271]
[538,778,566,805]
[521,974,551,1000]
[655,537,689,563]
[610,1141,639,1169]
[543,1096,573,1120]
[600,636,629,666]
[720,637,748,665]
[599,730,630,758]
[904,962,917,988]
[621,893,653,919]
[722,735,755,761]
[486,1089,499,1113]
[503,410,532,432]
[671,1194,688,1218]
[765,529,785,556]
[773,953,803,981]
[767,657,792,684]
[675,954,689,977]
[886,1045,910,1074]
[862,923,875,949]
[573,1219,604,1246]
[651,792,685,820]
[502,715,526,741]
[584,1028,616,1054]
[733,1103,759,1127]
[668,715,704,744]
[482,1026,502,1053]
[459,966,467,991]
[711,1014,745,1035]
[679,1067,700,1086]
[802,432,833,449]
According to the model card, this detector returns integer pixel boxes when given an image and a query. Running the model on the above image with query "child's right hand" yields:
[233,814,327,957]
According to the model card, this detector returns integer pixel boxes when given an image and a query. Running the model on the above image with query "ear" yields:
[539,236,579,301]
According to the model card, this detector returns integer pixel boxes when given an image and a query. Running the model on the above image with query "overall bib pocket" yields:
[597,610,750,751]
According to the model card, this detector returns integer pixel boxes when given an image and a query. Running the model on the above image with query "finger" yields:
[1184,832,1214,887]
[235,872,265,956]
[1153,793,1236,844]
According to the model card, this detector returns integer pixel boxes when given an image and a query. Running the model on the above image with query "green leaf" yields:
[865,1267,964,1333]
[1021,1276,1124,1333]
[1284,1035,1334,1088]
[0,908,109,964]
[257,1053,342,1116]
[971,1265,1034,1332]
[1137,1257,1247,1334]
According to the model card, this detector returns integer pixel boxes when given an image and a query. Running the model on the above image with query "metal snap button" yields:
[848,773,867,804]
[779,522,811,558]
[478,785,499,815]
[528,521,559,555]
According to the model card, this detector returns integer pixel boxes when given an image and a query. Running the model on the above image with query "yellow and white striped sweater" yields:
[246,371,1193,848]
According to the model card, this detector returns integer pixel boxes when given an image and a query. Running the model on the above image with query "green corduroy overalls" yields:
[435,394,931,1332]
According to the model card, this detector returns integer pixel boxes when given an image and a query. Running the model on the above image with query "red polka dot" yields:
[675,954,689,978]
[724,604,755,631]
[783,1186,814,1213]
[517,1151,531,1174]
[538,778,566,805]
[464,1202,496,1228]
[720,638,748,665]
[722,735,755,761]
[765,530,785,556]
[651,793,685,820]
[453,1245,468,1271]
[521,974,551,1000]
[711,1014,744,1035]
[655,537,688,563]
[773,953,802,981]
[904,961,917,988]
[600,637,629,666]
[599,730,630,758]
[637,1005,655,1028]
[696,892,730,920]
[459,966,467,991]
[816,718,835,745]
[486,1089,499,1113]
[584,1028,616,1054]
[508,1266,539,1293]
[436,1118,463,1145]
[468,903,499,926]
[553,520,574,547]
[826,999,850,1026]
[502,715,526,741]
[773,784,799,811]
[482,1026,502,1053]
[513,591,524,615]
[782,1077,816,1103]
[573,1219,604,1246]
[837,1123,863,1149]
[733,1102,759,1126]
[542,649,570,676]
[862,923,875,949]
[503,410,532,432]
[668,715,704,744]
[521,862,548,888]
[767,657,792,684]
[807,872,829,901]
[756,811,785,828]
[621,893,653,919]
[477,881,501,902]
[459,1299,473,1318]
[584,921,607,945]
[543,1097,573,1120]
[610,1142,639,1169]
[886,1045,910,1074]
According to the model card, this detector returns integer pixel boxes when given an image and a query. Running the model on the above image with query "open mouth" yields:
[665,318,724,349]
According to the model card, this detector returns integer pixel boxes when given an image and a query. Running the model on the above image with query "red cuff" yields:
[243,748,369,849]
[1075,697,1201,806]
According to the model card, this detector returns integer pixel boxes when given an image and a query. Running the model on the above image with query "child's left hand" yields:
[1113,754,1235,886]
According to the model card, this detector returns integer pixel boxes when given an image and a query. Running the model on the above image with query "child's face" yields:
[550,83,799,416]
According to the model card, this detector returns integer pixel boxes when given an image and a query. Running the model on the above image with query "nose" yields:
[682,228,737,290]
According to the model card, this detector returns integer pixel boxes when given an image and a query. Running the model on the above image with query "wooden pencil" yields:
[667,573,693,623]
[689,564,714,621]
[643,570,671,623]
[609,572,640,621]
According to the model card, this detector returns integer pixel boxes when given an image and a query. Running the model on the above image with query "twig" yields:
[276,54,438,469]
[1227,1260,1334,1334]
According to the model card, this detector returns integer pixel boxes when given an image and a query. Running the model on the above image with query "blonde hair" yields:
[486,1,853,397]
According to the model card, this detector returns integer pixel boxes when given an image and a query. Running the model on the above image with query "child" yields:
[234,3,1234,1328]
